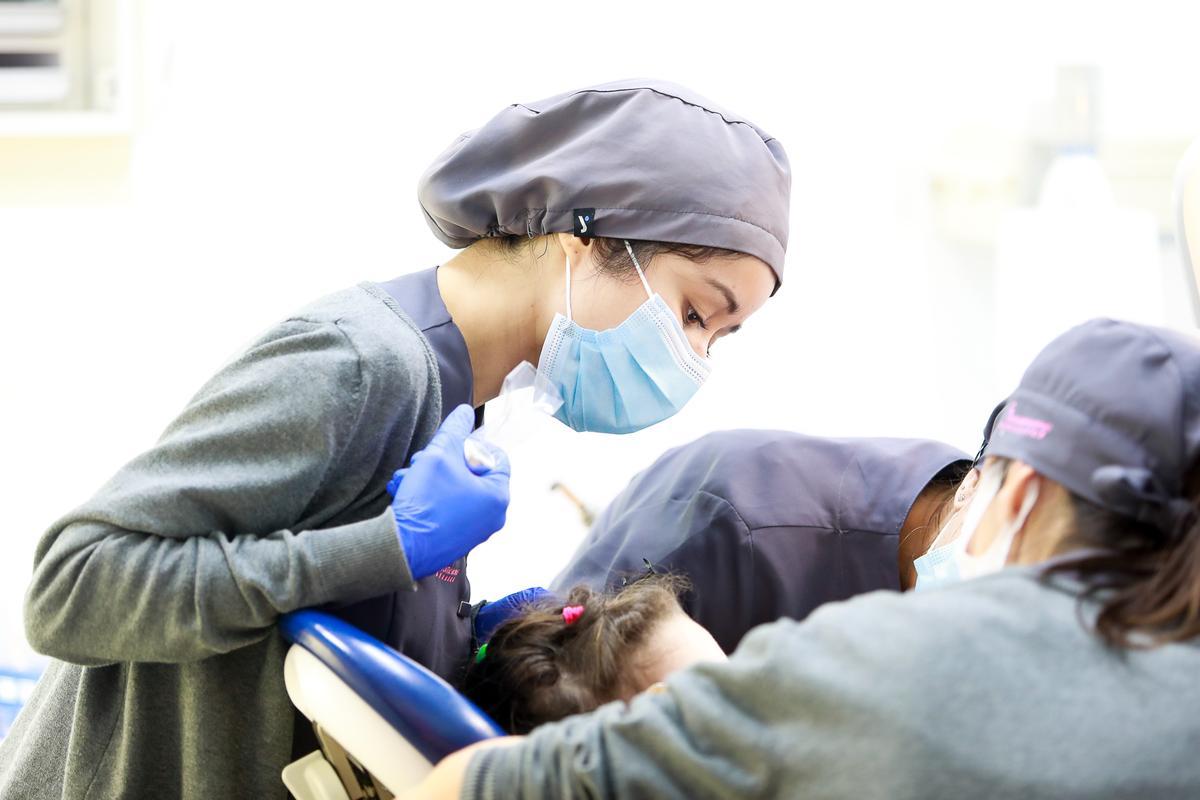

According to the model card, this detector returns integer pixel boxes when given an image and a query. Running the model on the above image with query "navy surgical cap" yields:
[980,318,1200,537]
[417,79,792,291]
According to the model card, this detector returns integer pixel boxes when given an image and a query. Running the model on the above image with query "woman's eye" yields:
[685,307,707,329]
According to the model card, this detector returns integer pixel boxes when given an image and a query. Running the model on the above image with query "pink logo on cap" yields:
[997,403,1054,440]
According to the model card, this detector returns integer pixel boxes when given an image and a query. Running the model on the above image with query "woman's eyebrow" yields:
[704,277,740,315]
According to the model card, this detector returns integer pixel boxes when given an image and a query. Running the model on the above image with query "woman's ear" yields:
[953,467,982,511]
[998,461,1042,565]
[999,461,1039,522]
[555,232,593,271]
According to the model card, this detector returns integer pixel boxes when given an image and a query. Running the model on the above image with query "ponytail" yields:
[1048,464,1200,648]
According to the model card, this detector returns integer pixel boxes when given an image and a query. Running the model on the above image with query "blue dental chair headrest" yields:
[280,610,503,764]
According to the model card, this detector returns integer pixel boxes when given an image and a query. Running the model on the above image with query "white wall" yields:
[2,0,1199,663]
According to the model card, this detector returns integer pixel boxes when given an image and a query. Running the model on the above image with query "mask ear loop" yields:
[563,255,573,321]
[623,240,654,299]
[959,472,1039,578]
[997,479,1040,566]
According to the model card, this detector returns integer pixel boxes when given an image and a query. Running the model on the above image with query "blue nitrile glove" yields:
[474,587,554,642]
[386,404,510,581]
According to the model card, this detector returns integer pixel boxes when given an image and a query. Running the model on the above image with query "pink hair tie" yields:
[561,605,585,625]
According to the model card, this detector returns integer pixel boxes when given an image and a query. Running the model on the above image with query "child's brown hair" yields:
[462,573,688,734]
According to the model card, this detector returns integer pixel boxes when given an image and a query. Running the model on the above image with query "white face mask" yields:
[913,462,1039,591]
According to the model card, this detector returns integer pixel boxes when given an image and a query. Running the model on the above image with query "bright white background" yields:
[2,0,1199,673]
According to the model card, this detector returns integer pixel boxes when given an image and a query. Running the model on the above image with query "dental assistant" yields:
[552,431,970,652]
[406,318,1200,799]
[0,79,790,800]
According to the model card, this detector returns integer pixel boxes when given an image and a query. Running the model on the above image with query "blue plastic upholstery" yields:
[280,610,503,764]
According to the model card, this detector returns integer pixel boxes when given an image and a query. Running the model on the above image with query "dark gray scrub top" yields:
[552,430,969,653]
[328,267,475,682]
[292,267,479,762]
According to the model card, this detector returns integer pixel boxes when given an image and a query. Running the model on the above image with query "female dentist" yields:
[0,79,790,800]
[406,318,1200,799]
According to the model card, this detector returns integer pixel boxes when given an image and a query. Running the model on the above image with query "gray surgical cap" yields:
[417,79,792,290]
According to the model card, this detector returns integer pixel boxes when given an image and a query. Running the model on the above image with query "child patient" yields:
[462,574,726,734]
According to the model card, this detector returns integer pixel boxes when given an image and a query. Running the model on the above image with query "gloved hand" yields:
[474,587,555,642]
[386,404,510,581]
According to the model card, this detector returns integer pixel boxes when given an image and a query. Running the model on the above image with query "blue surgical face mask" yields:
[536,240,712,434]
